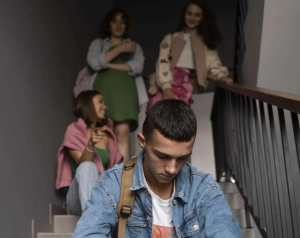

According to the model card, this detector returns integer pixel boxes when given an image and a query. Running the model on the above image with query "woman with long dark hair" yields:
[148,0,233,109]
[56,90,123,214]
[87,8,146,161]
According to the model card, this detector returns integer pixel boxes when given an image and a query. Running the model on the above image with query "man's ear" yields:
[137,133,146,149]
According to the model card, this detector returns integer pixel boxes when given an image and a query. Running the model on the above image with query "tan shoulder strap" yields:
[117,156,138,238]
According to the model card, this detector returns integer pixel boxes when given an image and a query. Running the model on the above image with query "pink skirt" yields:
[147,67,193,111]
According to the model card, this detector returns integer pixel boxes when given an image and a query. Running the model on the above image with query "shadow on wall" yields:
[0,0,113,237]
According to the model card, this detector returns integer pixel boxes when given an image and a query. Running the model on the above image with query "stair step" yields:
[219,182,239,194]
[37,233,73,238]
[54,215,80,233]
[224,193,244,209]
[32,220,54,238]
[231,209,257,229]
[50,203,67,224]
[240,229,262,238]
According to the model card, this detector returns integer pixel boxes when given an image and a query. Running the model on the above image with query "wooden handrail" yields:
[216,82,300,114]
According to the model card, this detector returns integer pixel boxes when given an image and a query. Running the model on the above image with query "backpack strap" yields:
[116,156,138,238]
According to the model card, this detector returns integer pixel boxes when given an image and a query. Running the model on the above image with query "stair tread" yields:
[32,220,54,238]
[38,233,73,238]
[240,228,262,238]
[218,182,240,194]
[38,233,73,234]
[54,215,80,217]
[50,203,67,224]
[224,193,244,209]
[54,215,80,233]
[231,209,258,229]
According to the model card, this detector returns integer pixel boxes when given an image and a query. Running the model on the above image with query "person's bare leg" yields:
[114,121,130,162]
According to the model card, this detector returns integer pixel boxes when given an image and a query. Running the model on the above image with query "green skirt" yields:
[93,51,139,132]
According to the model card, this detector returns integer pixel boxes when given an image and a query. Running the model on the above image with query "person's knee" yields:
[76,161,98,177]
[114,123,130,141]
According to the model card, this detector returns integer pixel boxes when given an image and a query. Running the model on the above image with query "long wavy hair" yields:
[175,0,222,49]
[98,8,132,39]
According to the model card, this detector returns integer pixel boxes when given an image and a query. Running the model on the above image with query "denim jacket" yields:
[87,38,148,106]
[73,150,241,238]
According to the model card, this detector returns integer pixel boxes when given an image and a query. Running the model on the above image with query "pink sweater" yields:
[56,118,123,189]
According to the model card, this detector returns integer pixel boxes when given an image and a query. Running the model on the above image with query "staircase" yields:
[32,204,78,238]
[219,182,262,238]
[32,183,262,238]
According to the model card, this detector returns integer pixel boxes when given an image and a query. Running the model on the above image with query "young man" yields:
[73,100,241,238]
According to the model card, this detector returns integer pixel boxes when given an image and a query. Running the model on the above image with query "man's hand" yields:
[119,42,136,53]
[163,88,176,99]
[219,77,233,83]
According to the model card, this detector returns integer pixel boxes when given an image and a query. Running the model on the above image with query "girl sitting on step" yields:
[56,90,123,215]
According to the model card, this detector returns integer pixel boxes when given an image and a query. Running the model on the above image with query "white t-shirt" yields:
[143,171,178,238]
[176,33,196,70]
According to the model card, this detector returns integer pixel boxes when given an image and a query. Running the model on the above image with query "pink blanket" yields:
[56,118,123,189]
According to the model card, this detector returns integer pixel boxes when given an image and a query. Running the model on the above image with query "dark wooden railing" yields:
[211,82,300,238]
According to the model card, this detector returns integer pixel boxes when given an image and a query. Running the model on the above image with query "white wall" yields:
[257,0,300,94]
[191,93,216,178]
[242,0,265,86]
[243,0,300,93]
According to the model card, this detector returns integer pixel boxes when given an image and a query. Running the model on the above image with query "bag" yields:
[73,65,95,97]
[73,39,104,98]
[114,156,138,238]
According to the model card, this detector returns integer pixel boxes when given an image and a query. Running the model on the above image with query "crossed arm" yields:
[87,39,144,75]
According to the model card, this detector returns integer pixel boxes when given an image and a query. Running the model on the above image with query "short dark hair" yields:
[175,0,222,49]
[143,100,197,142]
[98,8,132,39]
[73,90,109,128]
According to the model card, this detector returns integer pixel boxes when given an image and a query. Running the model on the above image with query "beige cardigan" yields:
[149,31,229,95]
